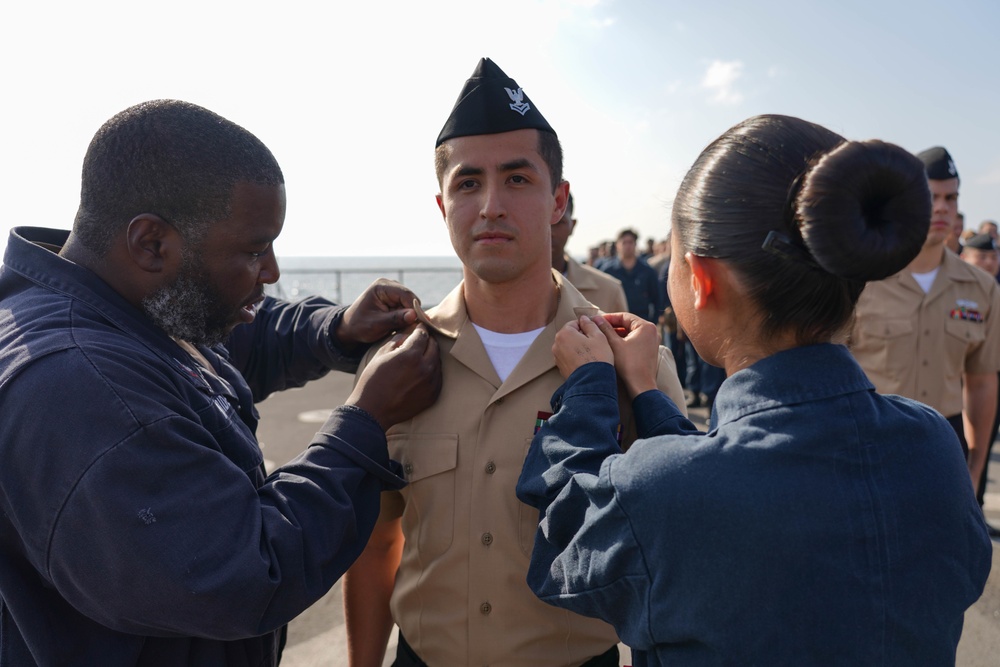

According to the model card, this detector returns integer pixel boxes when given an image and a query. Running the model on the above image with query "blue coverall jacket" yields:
[0,227,404,666]
[518,344,992,666]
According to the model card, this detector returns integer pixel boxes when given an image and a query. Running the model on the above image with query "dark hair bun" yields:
[797,140,931,281]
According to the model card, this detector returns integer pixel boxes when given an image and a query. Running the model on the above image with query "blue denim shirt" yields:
[518,344,992,666]
[0,227,405,666]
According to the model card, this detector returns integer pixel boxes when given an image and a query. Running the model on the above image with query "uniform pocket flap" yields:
[860,317,913,340]
[945,316,986,343]
[387,433,459,483]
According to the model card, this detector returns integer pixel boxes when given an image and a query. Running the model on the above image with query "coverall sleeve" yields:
[516,362,658,648]
[224,295,365,402]
[4,348,404,641]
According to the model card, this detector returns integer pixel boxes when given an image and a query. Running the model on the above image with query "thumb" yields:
[592,315,625,350]
[579,316,603,336]
[394,324,428,353]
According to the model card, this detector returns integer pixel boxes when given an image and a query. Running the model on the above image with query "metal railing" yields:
[267,266,464,305]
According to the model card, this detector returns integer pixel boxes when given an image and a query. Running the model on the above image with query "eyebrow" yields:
[453,158,539,179]
[498,158,537,173]
[455,165,484,178]
[240,234,277,246]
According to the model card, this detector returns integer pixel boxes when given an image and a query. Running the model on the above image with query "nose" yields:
[932,195,948,215]
[480,181,506,221]
[259,251,280,285]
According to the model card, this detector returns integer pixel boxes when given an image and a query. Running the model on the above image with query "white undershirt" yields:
[472,323,545,382]
[911,267,940,294]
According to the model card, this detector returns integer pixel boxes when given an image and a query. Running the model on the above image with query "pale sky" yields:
[3,0,998,260]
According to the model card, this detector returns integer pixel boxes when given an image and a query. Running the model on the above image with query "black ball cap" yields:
[436,58,556,147]
[916,146,959,180]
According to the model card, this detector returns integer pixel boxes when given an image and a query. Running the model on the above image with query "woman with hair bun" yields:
[516,115,992,666]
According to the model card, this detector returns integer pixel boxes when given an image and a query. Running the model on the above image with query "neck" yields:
[687,268,808,376]
[462,266,558,333]
[716,329,804,376]
[908,241,945,274]
[59,234,149,310]
[620,256,637,269]
[552,253,568,274]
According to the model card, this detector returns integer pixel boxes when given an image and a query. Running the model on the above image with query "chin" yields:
[466,258,525,285]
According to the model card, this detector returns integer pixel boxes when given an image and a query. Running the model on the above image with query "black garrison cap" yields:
[916,146,959,180]
[964,233,996,251]
[436,58,556,147]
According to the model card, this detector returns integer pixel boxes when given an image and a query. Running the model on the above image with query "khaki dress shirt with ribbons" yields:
[849,250,1000,417]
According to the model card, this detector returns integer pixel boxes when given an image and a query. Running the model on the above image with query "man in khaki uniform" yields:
[343,58,685,667]
[552,190,629,313]
[850,146,1000,489]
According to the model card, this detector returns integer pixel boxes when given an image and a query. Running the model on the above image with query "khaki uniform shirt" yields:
[849,250,1000,417]
[563,256,629,314]
[371,271,685,667]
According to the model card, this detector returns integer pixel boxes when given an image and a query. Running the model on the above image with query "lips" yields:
[239,293,265,322]
[475,232,513,240]
[473,226,516,245]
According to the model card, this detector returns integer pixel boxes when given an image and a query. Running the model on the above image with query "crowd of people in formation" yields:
[0,54,994,667]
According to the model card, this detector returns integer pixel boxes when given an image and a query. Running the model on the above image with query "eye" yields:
[509,174,529,184]
[458,178,478,190]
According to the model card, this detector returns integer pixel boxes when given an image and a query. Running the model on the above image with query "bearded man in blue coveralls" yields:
[0,99,441,666]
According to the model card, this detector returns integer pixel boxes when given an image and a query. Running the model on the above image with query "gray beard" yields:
[141,261,233,347]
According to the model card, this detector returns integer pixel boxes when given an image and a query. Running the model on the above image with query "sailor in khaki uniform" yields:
[850,147,1000,487]
[343,58,685,667]
[552,191,629,313]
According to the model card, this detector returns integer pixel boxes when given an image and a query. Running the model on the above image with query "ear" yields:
[685,252,717,310]
[435,194,446,220]
[125,214,183,274]
[550,180,570,226]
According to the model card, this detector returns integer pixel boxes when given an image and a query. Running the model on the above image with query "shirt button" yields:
[485,461,496,474]
[922,360,929,366]
[924,329,930,335]
[404,462,414,475]
[480,602,492,615]
[481,532,493,546]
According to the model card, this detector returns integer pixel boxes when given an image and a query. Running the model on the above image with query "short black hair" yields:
[73,100,284,256]
[672,114,929,344]
[616,228,639,242]
[434,129,563,193]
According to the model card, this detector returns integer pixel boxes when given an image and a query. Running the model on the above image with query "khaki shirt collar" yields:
[563,256,600,292]
[419,270,594,398]
[890,248,980,300]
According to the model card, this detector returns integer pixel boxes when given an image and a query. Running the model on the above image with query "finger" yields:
[560,319,583,334]
[375,281,417,310]
[394,323,427,352]
[623,319,656,342]
[593,313,629,327]
[625,313,650,332]
[374,306,417,332]
[421,330,440,361]
[578,316,604,338]
[381,329,408,352]
[592,315,627,350]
